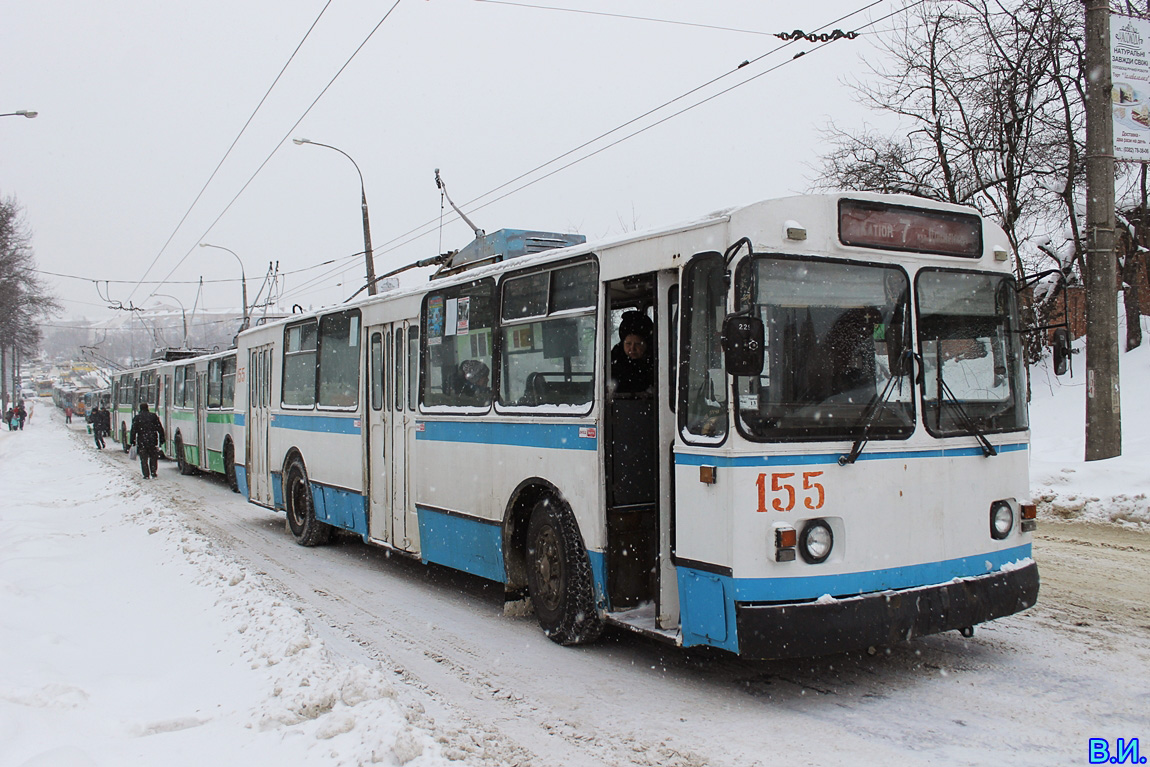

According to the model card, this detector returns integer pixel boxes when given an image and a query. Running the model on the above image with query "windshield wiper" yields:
[839,359,910,466]
[936,378,997,457]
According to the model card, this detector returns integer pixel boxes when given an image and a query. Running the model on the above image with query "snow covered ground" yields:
[0,342,1146,767]
[1030,341,1150,529]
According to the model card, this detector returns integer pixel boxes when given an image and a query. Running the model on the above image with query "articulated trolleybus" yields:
[232,192,1038,658]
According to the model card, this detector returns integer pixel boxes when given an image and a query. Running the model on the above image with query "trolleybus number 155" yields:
[756,471,826,513]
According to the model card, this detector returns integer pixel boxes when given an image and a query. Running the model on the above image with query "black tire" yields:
[175,435,195,475]
[223,440,239,493]
[525,497,603,645]
[284,456,331,546]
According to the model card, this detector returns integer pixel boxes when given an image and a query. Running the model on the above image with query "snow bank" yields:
[0,410,472,767]
[1029,333,1150,528]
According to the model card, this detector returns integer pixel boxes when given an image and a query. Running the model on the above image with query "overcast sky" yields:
[2,0,891,325]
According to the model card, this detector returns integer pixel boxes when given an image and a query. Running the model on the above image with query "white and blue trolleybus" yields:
[232,192,1039,658]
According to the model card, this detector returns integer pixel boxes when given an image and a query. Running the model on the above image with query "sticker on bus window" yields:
[427,296,445,344]
[445,298,458,337]
[456,297,471,335]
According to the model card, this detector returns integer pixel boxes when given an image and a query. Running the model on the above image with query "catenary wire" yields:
[141,0,405,309]
[366,0,914,267]
[127,0,336,304]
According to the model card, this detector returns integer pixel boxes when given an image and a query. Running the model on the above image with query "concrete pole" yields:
[1084,0,1122,460]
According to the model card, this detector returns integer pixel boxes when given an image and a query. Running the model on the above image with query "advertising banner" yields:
[1112,14,1150,161]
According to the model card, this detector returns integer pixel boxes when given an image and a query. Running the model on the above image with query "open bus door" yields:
[603,272,677,628]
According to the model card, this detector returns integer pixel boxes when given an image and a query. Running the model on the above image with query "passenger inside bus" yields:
[454,359,492,401]
[610,310,654,394]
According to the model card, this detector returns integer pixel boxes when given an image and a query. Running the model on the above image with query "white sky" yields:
[1,0,891,322]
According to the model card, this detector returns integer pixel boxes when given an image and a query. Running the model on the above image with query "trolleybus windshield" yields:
[915,269,1028,436]
[734,256,915,441]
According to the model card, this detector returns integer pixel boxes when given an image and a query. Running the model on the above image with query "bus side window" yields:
[395,328,404,412]
[317,309,361,409]
[407,326,420,411]
[370,332,384,411]
[222,356,236,409]
[421,280,495,409]
[497,261,597,409]
[679,253,727,441]
[283,321,318,407]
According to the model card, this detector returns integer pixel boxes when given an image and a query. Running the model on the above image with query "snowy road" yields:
[66,429,1145,767]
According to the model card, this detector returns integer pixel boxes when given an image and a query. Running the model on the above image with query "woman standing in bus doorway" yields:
[611,310,654,394]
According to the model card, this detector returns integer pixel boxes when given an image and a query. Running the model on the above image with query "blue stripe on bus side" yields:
[417,420,597,451]
[416,506,506,582]
[270,413,361,435]
[677,542,1033,652]
[234,413,245,427]
[675,442,1028,467]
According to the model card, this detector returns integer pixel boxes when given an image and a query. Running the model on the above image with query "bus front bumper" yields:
[734,561,1039,659]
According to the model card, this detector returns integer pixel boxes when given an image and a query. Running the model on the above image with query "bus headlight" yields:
[990,501,1014,539]
[799,519,833,564]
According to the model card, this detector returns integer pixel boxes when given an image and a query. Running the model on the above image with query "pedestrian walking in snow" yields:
[64,406,73,424]
[129,403,165,479]
[16,403,27,430]
[91,405,107,449]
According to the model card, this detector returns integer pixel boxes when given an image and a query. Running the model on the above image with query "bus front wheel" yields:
[526,497,603,646]
[285,457,331,547]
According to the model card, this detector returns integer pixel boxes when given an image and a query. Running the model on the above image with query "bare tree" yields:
[0,195,59,407]
[812,0,1087,282]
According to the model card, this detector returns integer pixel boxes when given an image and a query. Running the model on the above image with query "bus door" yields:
[396,321,419,551]
[366,321,418,549]
[366,326,393,545]
[161,373,172,458]
[196,370,209,470]
[247,345,274,506]
[604,273,665,616]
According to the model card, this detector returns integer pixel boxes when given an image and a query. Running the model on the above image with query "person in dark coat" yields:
[610,310,655,394]
[99,405,111,446]
[129,403,165,479]
[91,405,107,449]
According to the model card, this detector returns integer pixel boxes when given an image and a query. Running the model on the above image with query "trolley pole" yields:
[1084,0,1122,460]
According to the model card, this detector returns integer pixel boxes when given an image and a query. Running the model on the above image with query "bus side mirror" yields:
[721,314,765,376]
[1052,328,1072,376]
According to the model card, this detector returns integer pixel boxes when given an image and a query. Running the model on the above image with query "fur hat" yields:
[618,310,652,341]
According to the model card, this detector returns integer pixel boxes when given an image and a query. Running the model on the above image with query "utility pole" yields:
[1084,0,1122,460]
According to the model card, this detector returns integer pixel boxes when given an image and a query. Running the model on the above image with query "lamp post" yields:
[151,294,189,348]
[198,243,249,331]
[292,138,378,296]
[0,110,37,118]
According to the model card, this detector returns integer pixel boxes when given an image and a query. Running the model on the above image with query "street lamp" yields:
[198,243,249,331]
[0,110,38,118]
[151,294,189,348]
[292,137,378,296]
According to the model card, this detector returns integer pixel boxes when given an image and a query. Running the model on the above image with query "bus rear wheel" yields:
[285,456,331,547]
[526,497,602,645]
[175,435,195,475]
[224,440,238,493]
